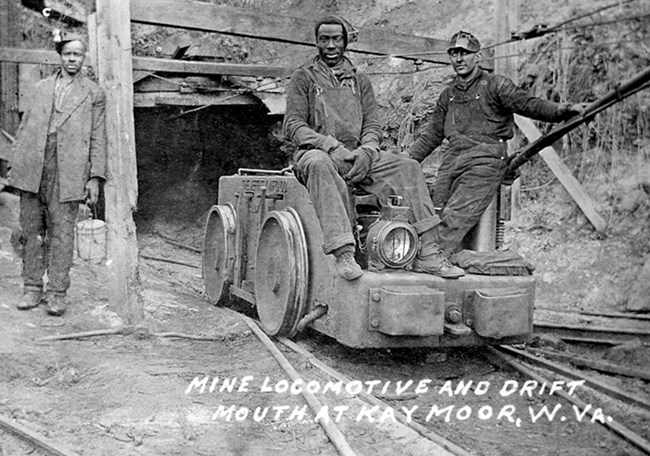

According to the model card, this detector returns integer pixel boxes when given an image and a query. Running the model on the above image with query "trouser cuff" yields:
[322,233,356,256]
[412,215,441,235]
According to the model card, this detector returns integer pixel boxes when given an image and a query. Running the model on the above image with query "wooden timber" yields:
[0,414,81,456]
[0,47,293,78]
[130,0,450,63]
[515,115,607,233]
[0,0,20,176]
[96,0,143,323]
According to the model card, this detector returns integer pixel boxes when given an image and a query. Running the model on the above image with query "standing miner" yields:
[407,31,587,259]
[284,16,464,280]
[8,34,107,316]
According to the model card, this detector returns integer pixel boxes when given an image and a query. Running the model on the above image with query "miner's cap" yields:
[447,31,480,54]
[54,33,87,55]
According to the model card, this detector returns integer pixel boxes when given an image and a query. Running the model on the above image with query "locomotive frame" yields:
[202,167,534,349]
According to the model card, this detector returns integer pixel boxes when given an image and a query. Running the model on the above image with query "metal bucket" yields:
[76,219,106,261]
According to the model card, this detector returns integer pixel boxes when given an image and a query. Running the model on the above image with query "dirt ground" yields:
[1,185,649,455]
[3,0,650,454]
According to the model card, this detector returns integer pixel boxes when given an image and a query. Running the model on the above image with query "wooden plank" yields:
[0,47,64,65]
[0,48,294,78]
[531,348,650,381]
[496,346,650,412]
[130,0,450,63]
[132,55,293,78]
[0,0,20,136]
[96,0,143,324]
[515,115,607,232]
[489,347,650,454]
[133,91,257,108]
[495,0,521,216]
[0,414,81,456]
[87,12,98,70]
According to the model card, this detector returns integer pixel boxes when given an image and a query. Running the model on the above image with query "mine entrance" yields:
[133,104,286,244]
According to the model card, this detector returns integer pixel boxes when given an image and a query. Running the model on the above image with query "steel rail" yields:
[218,304,467,456]
[527,347,650,382]
[242,316,358,456]
[534,322,650,345]
[535,307,650,321]
[487,347,650,455]
[496,346,650,411]
[0,415,81,456]
[277,336,474,456]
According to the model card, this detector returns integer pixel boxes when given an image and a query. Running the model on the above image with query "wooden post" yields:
[0,0,20,169]
[96,0,143,323]
[495,0,521,214]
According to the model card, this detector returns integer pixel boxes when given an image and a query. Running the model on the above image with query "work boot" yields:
[335,251,363,281]
[45,294,67,317]
[16,291,42,310]
[413,244,465,279]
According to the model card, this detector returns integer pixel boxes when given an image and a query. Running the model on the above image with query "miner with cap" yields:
[7,33,107,316]
[407,31,587,259]
[284,16,464,280]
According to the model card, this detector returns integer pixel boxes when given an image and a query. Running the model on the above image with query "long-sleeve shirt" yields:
[409,68,570,161]
[283,56,382,154]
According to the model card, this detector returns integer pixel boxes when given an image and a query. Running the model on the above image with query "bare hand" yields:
[566,102,590,117]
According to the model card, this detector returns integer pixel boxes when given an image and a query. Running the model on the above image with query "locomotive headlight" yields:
[370,221,418,269]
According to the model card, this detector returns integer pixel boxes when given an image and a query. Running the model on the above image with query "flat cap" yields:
[447,31,480,53]
[54,32,87,54]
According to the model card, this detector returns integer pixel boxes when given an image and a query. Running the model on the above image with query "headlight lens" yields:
[376,222,418,268]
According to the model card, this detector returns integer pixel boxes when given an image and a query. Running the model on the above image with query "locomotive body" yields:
[202,169,534,349]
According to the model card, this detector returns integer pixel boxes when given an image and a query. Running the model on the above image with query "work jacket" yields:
[283,56,381,156]
[8,71,107,202]
[409,68,570,161]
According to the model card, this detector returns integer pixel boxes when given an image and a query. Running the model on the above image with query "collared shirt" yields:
[48,72,78,134]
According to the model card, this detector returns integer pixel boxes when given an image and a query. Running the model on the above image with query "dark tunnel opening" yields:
[133,104,287,245]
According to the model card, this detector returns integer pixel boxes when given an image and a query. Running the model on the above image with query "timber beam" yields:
[0,47,293,78]
[130,0,450,64]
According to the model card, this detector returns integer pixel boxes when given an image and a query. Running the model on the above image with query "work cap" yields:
[447,31,480,54]
[314,15,359,46]
[54,31,87,55]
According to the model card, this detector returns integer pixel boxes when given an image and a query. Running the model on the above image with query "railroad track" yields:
[133,251,650,455]
[534,308,650,345]
[232,305,650,456]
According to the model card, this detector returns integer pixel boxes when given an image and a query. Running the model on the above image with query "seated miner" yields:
[283,16,464,280]
[407,31,588,259]
[7,34,107,316]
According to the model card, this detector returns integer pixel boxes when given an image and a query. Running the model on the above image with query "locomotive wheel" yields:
[202,204,237,306]
[254,208,308,338]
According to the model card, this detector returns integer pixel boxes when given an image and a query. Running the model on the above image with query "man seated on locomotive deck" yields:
[407,31,588,260]
[283,16,465,280]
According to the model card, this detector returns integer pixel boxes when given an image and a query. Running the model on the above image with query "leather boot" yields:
[45,294,67,316]
[413,243,465,279]
[16,291,42,310]
[334,251,363,281]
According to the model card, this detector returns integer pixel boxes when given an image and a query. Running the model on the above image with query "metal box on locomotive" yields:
[202,168,534,348]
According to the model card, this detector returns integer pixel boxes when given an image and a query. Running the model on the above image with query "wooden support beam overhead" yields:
[0,48,293,78]
[132,56,293,79]
[130,0,450,63]
[96,0,144,324]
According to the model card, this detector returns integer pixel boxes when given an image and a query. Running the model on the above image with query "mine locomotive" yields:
[202,167,534,348]
[201,67,650,349]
